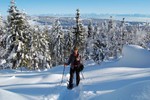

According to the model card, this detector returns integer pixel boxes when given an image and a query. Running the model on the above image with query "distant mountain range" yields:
[29,13,150,22]
[33,13,150,18]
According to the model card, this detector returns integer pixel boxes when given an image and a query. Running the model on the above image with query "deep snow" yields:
[0,45,150,100]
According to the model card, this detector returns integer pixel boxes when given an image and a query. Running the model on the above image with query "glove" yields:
[64,63,68,67]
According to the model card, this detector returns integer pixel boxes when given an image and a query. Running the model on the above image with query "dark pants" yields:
[69,66,80,87]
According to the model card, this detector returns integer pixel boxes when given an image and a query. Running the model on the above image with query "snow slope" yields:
[102,45,150,67]
[93,80,150,100]
[0,45,150,100]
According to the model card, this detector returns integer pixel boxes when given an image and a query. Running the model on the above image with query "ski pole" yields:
[81,71,85,79]
[61,65,66,84]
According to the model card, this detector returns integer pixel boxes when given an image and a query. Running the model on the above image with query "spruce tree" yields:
[64,30,73,59]
[145,32,150,50]
[42,25,52,68]
[143,23,150,50]
[84,20,94,60]
[0,15,4,41]
[87,21,94,38]
[0,15,3,30]
[50,19,64,66]
[107,16,117,59]
[29,25,51,70]
[72,9,86,55]
[92,22,107,64]
[117,18,127,55]
[3,0,31,69]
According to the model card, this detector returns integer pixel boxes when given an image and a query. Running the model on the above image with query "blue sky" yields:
[0,0,150,15]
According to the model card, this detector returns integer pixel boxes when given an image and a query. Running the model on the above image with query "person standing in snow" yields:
[64,47,82,89]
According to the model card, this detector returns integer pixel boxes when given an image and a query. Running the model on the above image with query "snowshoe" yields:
[67,83,73,90]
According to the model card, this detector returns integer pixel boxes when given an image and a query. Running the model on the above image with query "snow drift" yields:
[0,89,31,100]
[102,45,150,67]
[92,80,150,100]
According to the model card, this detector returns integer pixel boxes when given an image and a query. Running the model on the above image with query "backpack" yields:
[79,63,84,72]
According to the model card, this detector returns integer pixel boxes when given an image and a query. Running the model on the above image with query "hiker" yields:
[64,47,81,89]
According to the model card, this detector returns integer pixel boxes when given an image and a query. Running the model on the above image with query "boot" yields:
[67,83,73,89]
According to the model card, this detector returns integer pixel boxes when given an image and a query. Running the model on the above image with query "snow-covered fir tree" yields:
[0,20,7,50]
[87,20,94,38]
[144,32,150,50]
[112,18,127,58]
[2,0,31,69]
[0,15,3,31]
[42,25,52,68]
[64,30,73,60]
[29,25,51,70]
[0,14,8,69]
[0,15,4,42]
[119,18,127,48]
[132,23,150,50]
[72,9,86,56]
[142,23,150,49]
[50,19,64,66]
[92,22,107,64]
[107,16,115,58]
[93,24,99,39]
[107,16,120,59]
[84,20,94,60]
